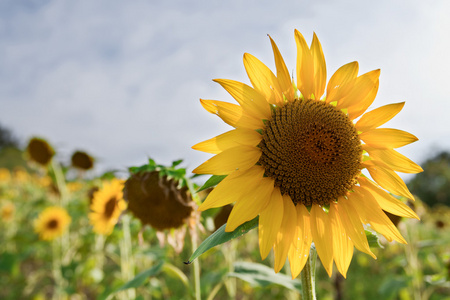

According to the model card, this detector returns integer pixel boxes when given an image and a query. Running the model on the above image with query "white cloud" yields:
[0,0,448,179]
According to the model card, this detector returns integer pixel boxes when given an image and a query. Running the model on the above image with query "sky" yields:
[0,0,449,181]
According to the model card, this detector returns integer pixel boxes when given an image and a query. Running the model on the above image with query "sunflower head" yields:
[193,29,422,278]
[71,151,95,170]
[26,137,55,166]
[89,179,127,235]
[123,171,195,231]
[34,206,71,241]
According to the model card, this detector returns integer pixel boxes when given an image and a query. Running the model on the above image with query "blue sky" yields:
[0,0,448,180]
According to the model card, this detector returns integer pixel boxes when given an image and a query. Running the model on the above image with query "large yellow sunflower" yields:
[34,206,71,241]
[89,179,127,235]
[192,30,422,278]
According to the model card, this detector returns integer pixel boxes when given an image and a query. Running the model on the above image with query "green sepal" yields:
[365,229,384,248]
[185,216,259,264]
[196,174,227,193]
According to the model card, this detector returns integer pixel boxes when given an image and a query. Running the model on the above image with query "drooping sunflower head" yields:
[193,30,422,278]
[89,179,127,235]
[26,137,55,166]
[34,206,71,241]
[123,171,195,231]
[71,151,95,170]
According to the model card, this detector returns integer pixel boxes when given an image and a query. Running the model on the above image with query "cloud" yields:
[0,0,448,178]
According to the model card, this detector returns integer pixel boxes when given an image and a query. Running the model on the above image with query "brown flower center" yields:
[257,98,362,206]
[47,219,59,229]
[104,197,117,219]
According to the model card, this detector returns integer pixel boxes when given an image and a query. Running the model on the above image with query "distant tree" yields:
[407,151,450,208]
[0,123,19,150]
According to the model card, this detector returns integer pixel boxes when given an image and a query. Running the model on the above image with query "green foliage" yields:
[197,174,227,193]
[408,151,450,207]
[186,217,259,264]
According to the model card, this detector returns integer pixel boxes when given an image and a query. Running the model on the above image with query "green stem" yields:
[52,238,65,300]
[300,246,317,300]
[120,215,135,300]
[191,228,201,300]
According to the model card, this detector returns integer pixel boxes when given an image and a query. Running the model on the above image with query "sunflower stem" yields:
[191,227,201,300]
[120,214,135,300]
[300,246,317,300]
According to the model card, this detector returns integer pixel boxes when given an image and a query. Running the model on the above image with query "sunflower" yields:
[71,151,94,170]
[26,137,55,166]
[192,30,422,278]
[89,179,127,235]
[123,171,195,231]
[34,206,71,241]
[1,202,15,222]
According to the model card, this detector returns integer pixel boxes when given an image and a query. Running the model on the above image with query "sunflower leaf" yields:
[229,261,302,291]
[365,230,384,248]
[185,216,259,264]
[196,175,227,193]
[112,261,164,293]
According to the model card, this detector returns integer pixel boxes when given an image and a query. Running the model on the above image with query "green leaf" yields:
[365,230,383,248]
[197,175,227,193]
[114,261,164,293]
[172,159,183,167]
[185,217,259,264]
[229,261,301,291]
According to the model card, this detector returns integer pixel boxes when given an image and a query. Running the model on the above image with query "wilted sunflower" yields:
[34,206,71,241]
[123,171,195,231]
[26,137,55,166]
[193,30,422,278]
[89,179,127,235]
[71,151,94,170]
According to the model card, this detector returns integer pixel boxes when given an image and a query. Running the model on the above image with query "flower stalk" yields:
[300,246,317,300]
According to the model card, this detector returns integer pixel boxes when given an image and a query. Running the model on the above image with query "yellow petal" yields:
[353,187,407,244]
[362,146,423,174]
[198,166,265,211]
[243,53,283,105]
[355,102,405,132]
[192,145,261,175]
[273,195,297,273]
[326,61,359,104]
[226,177,275,231]
[360,128,419,149]
[337,197,376,259]
[359,177,419,220]
[288,204,312,279]
[347,79,380,120]
[192,128,262,154]
[336,69,380,110]
[329,203,353,278]
[200,99,263,129]
[295,29,314,99]
[310,205,333,277]
[362,160,415,200]
[310,32,326,100]
[269,35,295,101]
[259,188,284,260]
[213,79,271,119]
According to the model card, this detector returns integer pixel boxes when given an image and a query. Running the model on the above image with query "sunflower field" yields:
[0,140,449,300]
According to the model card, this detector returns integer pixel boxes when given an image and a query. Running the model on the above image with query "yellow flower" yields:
[192,30,422,278]
[1,202,15,222]
[34,206,71,241]
[89,179,127,235]
[0,168,11,182]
